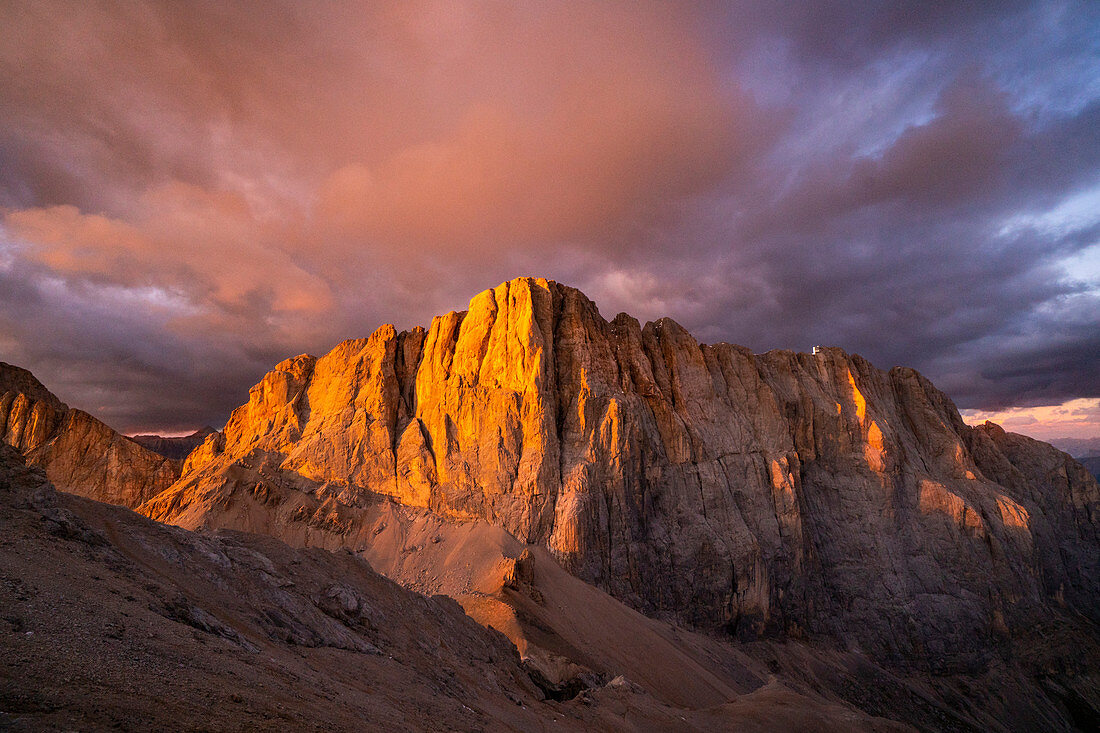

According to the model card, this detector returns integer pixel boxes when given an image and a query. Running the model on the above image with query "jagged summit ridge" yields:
[135,277,1099,665]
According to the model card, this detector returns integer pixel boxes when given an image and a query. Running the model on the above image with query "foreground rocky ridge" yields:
[1,445,921,732]
[140,277,1100,671]
[132,447,1097,730]
[0,363,180,506]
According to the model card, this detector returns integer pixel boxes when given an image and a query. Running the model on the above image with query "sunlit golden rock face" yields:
[144,278,1100,663]
[0,362,180,506]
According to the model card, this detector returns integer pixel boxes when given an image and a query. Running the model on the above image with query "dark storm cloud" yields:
[578,2,1100,418]
[0,0,1097,434]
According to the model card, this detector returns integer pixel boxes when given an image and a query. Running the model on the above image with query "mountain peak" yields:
[134,278,1099,669]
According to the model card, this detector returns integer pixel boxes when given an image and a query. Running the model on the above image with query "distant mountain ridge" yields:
[1050,436,1100,458]
[131,426,217,460]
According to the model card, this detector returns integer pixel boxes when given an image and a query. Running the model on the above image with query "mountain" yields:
[142,278,1100,660]
[0,445,914,732]
[1050,437,1100,459]
[5,277,1100,729]
[0,362,180,506]
[130,426,217,460]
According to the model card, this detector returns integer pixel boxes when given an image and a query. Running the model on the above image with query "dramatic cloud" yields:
[0,0,1097,437]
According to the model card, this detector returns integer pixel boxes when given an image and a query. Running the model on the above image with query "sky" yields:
[1,1,1098,440]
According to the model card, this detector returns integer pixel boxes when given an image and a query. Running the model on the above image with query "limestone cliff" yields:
[139,278,1100,666]
[1,362,180,506]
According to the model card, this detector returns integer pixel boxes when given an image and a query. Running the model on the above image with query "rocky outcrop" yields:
[141,278,1100,669]
[1,362,180,506]
[130,426,216,460]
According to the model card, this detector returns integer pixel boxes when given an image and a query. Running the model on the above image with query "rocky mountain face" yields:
[1,362,180,506]
[141,277,1100,674]
[130,426,217,460]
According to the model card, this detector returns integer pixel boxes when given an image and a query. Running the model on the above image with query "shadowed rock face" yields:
[134,278,1100,667]
[1,362,180,506]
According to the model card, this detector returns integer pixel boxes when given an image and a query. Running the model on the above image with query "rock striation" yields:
[1,362,180,506]
[143,278,1100,668]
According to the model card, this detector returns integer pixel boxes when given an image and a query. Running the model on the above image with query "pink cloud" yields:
[6,183,333,332]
